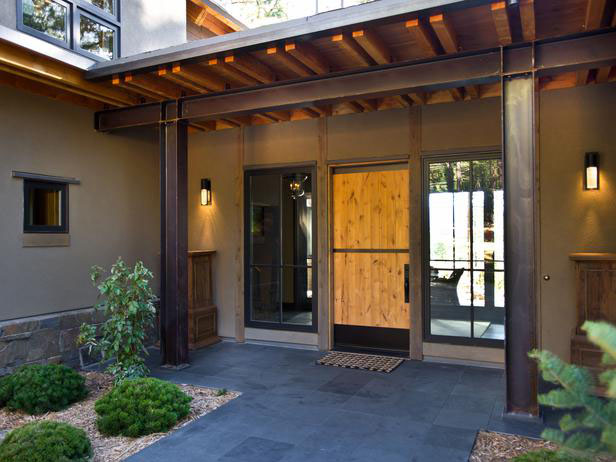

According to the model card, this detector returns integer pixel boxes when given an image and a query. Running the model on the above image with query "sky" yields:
[213,0,374,28]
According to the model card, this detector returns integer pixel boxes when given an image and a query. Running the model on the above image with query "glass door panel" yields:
[425,156,504,344]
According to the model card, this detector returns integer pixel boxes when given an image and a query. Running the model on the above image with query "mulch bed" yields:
[470,431,558,462]
[0,372,239,462]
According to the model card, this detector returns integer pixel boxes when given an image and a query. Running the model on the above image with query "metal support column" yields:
[502,62,539,416]
[160,109,190,368]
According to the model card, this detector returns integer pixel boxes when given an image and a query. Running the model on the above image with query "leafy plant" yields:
[0,364,87,415]
[78,258,157,384]
[0,421,92,462]
[94,378,192,437]
[529,320,616,459]
[216,388,228,396]
[513,449,585,462]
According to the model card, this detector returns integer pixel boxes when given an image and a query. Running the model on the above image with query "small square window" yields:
[21,0,70,44]
[23,180,68,233]
[78,12,116,60]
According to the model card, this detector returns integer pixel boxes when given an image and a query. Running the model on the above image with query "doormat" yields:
[317,352,403,373]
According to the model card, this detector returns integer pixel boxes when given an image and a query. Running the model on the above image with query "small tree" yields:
[78,258,156,384]
[529,321,616,460]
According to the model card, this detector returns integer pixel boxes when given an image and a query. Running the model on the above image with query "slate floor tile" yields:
[434,408,491,430]
[422,424,478,451]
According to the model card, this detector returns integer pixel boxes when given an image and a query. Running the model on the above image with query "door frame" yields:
[327,157,411,354]
[243,164,318,333]
[421,148,505,348]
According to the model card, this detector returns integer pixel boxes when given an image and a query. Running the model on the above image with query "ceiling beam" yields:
[405,19,440,56]
[158,66,208,93]
[207,57,259,86]
[169,62,225,91]
[518,0,536,41]
[595,66,611,83]
[224,53,275,83]
[490,2,513,45]
[583,0,608,30]
[429,14,458,53]
[351,29,392,65]
[266,46,313,77]
[465,84,480,99]
[123,72,185,99]
[356,99,379,111]
[408,92,427,105]
[331,33,374,67]
[284,41,330,74]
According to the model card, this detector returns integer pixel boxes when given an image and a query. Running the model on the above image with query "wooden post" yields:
[503,74,539,416]
[235,127,245,342]
[409,106,423,360]
[160,118,189,367]
[317,118,330,351]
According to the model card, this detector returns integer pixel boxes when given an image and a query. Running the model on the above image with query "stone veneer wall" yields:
[0,307,159,375]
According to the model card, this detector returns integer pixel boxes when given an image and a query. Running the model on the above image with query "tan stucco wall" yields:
[188,97,502,347]
[539,83,616,361]
[0,85,160,321]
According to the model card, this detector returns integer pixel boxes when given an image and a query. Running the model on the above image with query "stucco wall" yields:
[0,0,17,29]
[0,85,160,322]
[188,97,502,347]
[539,83,616,361]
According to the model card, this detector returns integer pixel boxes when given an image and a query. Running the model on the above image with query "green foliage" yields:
[512,449,585,462]
[94,378,192,437]
[216,388,228,396]
[0,421,92,462]
[78,258,156,384]
[0,364,87,415]
[529,320,616,459]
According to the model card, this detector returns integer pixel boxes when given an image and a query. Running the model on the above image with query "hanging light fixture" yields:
[584,152,599,190]
[200,178,212,205]
[288,175,307,199]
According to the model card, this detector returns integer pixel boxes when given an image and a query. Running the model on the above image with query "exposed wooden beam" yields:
[331,33,374,67]
[491,2,513,46]
[267,110,291,121]
[429,14,458,54]
[405,19,440,56]
[312,105,333,117]
[449,87,464,101]
[124,72,185,100]
[576,70,590,86]
[224,53,275,83]
[595,66,611,83]
[114,74,161,101]
[266,46,313,77]
[408,92,428,105]
[158,66,208,94]
[284,41,330,75]
[393,95,413,108]
[518,0,536,41]
[465,84,480,99]
[207,57,259,86]
[166,62,225,92]
[583,0,608,29]
[356,99,379,111]
[351,29,391,65]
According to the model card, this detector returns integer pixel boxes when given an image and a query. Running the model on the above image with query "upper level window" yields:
[17,0,120,60]
[23,180,68,233]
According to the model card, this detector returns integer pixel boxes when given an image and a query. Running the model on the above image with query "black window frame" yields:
[16,0,121,61]
[422,150,504,349]
[244,165,318,333]
[23,179,69,234]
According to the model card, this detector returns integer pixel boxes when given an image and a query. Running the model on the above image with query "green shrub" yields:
[0,421,92,462]
[513,449,585,462]
[529,320,616,459]
[78,258,157,385]
[0,364,87,415]
[94,378,192,437]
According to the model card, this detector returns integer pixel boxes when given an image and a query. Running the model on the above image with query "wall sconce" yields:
[584,152,599,190]
[200,178,212,205]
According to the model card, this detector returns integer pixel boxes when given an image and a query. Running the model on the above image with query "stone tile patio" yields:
[127,342,546,462]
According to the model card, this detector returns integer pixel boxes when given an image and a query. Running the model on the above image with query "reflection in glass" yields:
[22,0,68,42]
[427,158,504,340]
[27,187,62,226]
[83,0,114,15]
[248,171,314,327]
[79,15,114,60]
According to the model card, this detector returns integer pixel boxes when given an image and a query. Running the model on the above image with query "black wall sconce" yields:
[584,152,599,190]
[200,178,212,205]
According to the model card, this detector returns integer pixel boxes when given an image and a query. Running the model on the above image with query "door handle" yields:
[404,264,409,303]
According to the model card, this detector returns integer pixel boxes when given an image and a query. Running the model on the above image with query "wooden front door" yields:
[332,164,410,352]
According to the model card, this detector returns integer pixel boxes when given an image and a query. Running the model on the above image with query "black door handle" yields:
[404,264,409,303]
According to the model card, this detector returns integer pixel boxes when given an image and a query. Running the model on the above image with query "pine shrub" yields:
[0,364,88,415]
[94,378,192,437]
[513,449,585,462]
[0,421,92,462]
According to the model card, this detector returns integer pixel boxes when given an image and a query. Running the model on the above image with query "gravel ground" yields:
[470,431,558,462]
[0,372,239,461]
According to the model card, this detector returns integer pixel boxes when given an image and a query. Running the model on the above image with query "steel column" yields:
[160,115,190,368]
[502,72,538,416]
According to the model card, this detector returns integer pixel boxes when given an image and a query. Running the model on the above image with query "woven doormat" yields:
[317,351,403,373]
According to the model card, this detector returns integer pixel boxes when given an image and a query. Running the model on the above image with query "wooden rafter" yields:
[158,66,207,94]
[168,63,224,92]
[356,99,379,111]
[518,0,536,42]
[284,41,330,74]
[207,57,258,86]
[465,85,480,99]
[595,66,611,83]
[429,14,458,53]
[490,2,513,46]
[577,0,609,86]
[331,33,373,67]
[405,19,439,56]
[266,46,313,77]
[408,92,428,105]
[123,72,185,100]
[351,29,391,65]
[188,0,243,32]
[224,54,275,83]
